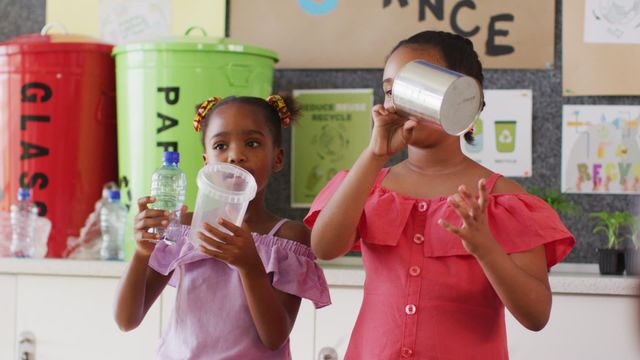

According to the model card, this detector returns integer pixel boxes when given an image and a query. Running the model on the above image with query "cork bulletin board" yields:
[563,0,640,96]
[229,0,555,69]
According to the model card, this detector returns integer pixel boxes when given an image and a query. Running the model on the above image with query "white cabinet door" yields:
[0,275,16,360]
[315,286,363,360]
[506,293,640,360]
[16,275,161,360]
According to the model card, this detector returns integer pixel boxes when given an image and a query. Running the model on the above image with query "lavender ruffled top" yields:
[149,220,331,360]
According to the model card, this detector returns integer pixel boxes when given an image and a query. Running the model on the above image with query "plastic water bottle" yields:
[149,151,186,244]
[100,190,127,260]
[10,188,38,258]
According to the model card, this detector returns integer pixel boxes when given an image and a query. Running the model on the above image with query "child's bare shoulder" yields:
[491,176,527,195]
[278,220,311,247]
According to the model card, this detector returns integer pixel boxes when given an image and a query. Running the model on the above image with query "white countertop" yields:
[0,257,638,296]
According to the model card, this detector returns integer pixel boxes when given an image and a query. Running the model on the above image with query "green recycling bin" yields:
[113,28,278,258]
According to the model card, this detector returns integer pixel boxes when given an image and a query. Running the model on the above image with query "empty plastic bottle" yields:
[149,151,187,244]
[100,189,127,260]
[10,188,38,258]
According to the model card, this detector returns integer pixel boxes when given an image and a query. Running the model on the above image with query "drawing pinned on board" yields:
[562,105,640,194]
[584,0,640,44]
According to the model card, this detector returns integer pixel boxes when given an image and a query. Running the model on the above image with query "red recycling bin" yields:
[0,26,117,257]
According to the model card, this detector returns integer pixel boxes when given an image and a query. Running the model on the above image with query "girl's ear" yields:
[202,154,208,164]
[272,147,284,172]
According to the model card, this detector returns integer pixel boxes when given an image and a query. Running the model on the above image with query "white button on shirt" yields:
[413,234,424,244]
[409,266,421,276]
[405,304,416,315]
[401,347,413,358]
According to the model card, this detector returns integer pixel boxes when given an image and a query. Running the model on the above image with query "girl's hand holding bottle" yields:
[196,218,263,273]
[368,104,417,158]
[133,196,168,256]
[438,179,502,260]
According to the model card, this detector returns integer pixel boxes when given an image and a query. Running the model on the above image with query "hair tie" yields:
[266,95,292,128]
[193,96,221,132]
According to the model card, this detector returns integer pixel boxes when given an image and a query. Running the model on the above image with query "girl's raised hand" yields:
[133,196,167,256]
[438,179,501,259]
[368,104,417,158]
[196,218,263,273]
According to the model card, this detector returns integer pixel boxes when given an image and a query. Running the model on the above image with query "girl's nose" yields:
[227,147,247,164]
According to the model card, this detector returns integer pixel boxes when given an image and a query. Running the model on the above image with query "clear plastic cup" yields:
[189,162,257,246]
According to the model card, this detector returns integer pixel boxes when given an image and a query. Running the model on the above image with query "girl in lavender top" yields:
[114,95,331,359]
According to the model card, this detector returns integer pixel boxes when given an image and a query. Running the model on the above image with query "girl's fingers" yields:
[438,218,462,236]
[372,104,387,116]
[135,230,161,243]
[404,118,417,131]
[477,178,488,212]
[197,230,230,251]
[215,218,244,235]
[448,196,474,224]
[134,218,168,231]
[134,209,169,225]
[137,196,155,212]
[458,185,481,218]
[457,186,474,207]
[197,245,227,260]
[142,209,170,219]
[202,222,235,243]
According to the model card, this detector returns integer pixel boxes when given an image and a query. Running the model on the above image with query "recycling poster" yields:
[461,89,533,177]
[291,89,373,207]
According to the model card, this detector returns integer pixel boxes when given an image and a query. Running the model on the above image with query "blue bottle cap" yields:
[107,190,121,202]
[163,151,180,165]
[17,187,31,201]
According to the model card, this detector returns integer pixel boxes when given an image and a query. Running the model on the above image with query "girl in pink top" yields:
[114,95,331,359]
[305,31,575,359]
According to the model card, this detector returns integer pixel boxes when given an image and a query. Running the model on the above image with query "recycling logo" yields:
[498,129,513,144]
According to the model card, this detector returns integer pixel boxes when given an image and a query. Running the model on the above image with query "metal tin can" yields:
[392,60,482,135]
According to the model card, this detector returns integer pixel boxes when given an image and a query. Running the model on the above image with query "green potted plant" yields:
[624,214,640,276]
[590,211,630,275]
[526,187,580,218]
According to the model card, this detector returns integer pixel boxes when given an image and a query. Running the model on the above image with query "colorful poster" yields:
[230,0,555,69]
[291,89,373,208]
[584,0,640,44]
[562,105,640,194]
[461,90,532,177]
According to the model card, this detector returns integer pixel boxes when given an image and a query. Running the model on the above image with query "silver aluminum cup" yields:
[392,60,482,135]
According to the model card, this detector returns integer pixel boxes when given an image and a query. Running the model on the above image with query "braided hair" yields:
[197,95,300,148]
[390,31,485,144]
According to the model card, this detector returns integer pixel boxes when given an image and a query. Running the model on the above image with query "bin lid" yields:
[0,23,113,55]
[112,27,278,62]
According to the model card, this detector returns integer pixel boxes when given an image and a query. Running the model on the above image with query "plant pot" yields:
[625,248,640,276]
[598,248,625,275]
